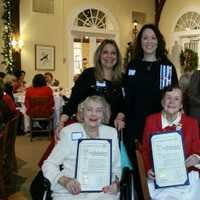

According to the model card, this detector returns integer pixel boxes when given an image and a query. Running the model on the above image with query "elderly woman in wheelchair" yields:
[142,86,200,200]
[42,95,121,200]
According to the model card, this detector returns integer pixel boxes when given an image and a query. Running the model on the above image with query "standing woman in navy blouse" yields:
[56,39,125,137]
[124,24,178,160]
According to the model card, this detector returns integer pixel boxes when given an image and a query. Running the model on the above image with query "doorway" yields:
[68,7,119,87]
[73,34,115,75]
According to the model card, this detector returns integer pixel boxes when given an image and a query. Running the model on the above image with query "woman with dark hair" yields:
[25,74,54,116]
[142,85,200,200]
[56,39,125,138]
[13,70,26,93]
[124,23,178,155]
[124,24,178,198]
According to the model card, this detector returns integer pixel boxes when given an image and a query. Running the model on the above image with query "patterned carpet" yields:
[8,135,50,200]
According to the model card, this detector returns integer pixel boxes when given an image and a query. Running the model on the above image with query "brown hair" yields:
[94,39,122,83]
[132,24,168,62]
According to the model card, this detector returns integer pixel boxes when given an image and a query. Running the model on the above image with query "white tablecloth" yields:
[14,92,64,132]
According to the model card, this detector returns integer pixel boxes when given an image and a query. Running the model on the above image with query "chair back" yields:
[0,133,5,197]
[3,114,20,172]
[135,140,150,200]
[29,96,53,118]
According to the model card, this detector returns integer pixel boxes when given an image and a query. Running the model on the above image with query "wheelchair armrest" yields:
[120,167,136,200]
[120,167,132,187]
[43,177,51,191]
[43,177,52,200]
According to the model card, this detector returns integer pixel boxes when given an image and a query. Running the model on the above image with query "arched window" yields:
[73,8,114,31]
[68,7,118,87]
[175,11,200,32]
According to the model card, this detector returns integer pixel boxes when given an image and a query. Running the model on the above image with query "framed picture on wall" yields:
[35,44,55,70]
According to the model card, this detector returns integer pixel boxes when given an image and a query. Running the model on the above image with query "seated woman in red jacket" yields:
[25,74,54,117]
[142,85,200,200]
[0,79,17,116]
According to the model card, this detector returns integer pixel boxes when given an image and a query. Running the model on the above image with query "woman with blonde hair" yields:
[57,39,125,138]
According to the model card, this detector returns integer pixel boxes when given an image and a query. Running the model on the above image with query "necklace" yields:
[143,61,154,71]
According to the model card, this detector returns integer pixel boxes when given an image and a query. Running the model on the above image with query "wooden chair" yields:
[29,96,54,141]
[135,140,150,200]
[2,114,20,193]
[0,134,6,198]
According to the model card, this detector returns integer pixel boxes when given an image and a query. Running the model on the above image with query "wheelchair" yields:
[30,167,136,200]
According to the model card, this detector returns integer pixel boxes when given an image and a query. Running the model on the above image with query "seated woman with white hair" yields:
[42,95,121,200]
[142,85,200,200]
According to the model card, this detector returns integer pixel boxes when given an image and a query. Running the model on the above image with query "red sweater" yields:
[25,86,54,116]
[142,113,200,172]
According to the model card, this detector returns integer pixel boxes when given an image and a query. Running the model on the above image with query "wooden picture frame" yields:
[35,44,55,70]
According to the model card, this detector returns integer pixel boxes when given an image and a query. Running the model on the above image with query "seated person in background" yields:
[142,85,200,200]
[2,72,17,100]
[13,70,26,93]
[25,74,54,117]
[44,72,59,87]
[187,70,200,127]
[0,80,15,123]
[0,79,17,138]
[42,95,121,200]
[0,79,17,115]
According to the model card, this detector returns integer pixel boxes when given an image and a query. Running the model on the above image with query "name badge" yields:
[160,65,172,89]
[128,69,136,76]
[96,81,106,87]
[71,132,83,141]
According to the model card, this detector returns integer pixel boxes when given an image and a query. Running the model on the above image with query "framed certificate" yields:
[75,139,112,192]
[151,131,189,188]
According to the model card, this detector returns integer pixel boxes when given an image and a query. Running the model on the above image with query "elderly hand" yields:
[58,176,81,195]
[102,181,119,194]
[54,124,64,143]
[114,112,125,131]
[54,114,69,143]
[147,169,155,180]
[186,154,200,168]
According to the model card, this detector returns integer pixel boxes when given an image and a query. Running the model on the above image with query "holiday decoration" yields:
[1,0,15,73]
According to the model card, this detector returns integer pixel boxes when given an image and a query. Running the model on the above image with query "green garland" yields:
[1,0,15,73]
[180,48,198,72]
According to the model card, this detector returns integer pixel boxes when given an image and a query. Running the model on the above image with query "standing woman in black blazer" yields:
[124,24,178,160]
[56,39,125,139]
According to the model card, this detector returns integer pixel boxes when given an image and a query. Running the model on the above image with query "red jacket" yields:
[142,112,200,172]
[3,92,17,114]
[25,86,54,116]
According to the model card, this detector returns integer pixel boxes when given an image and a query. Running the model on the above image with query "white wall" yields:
[159,0,200,75]
[20,0,154,88]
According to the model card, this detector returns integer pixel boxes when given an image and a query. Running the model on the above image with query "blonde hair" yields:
[77,95,111,124]
[94,39,122,83]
